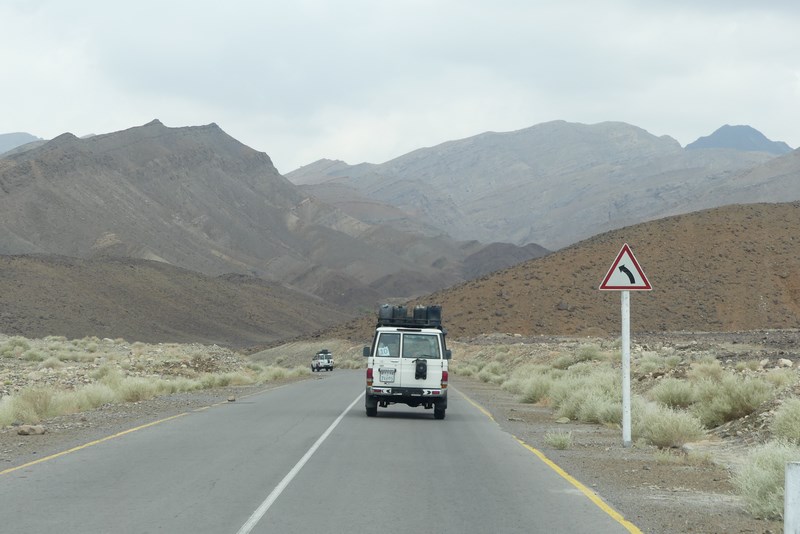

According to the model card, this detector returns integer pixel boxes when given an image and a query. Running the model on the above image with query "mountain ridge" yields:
[288,121,785,249]
[0,120,545,309]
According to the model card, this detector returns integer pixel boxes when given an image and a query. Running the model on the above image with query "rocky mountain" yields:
[324,201,800,342]
[686,124,793,154]
[6,200,797,348]
[0,132,43,155]
[287,121,788,249]
[0,121,543,309]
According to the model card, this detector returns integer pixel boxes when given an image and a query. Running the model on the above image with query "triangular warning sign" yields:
[599,243,652,291]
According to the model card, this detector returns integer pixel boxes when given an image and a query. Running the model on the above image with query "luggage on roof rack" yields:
[376,304,442,328]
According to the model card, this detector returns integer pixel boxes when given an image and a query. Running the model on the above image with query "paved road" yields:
[0,371,638,533]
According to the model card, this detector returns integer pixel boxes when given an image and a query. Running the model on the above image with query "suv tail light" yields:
[441,370,448,388]
[366,367,373,386]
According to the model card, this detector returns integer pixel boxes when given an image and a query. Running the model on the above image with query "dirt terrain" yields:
[2,331,794,533]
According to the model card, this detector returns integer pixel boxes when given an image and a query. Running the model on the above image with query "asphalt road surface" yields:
[0,371,639,533]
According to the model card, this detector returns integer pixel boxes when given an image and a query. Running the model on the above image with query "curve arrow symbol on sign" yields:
[599,243,652,291]
[618,265,635,284]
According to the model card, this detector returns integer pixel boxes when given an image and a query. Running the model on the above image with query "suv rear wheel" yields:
[434,405,446,420]
[366,397,378,417]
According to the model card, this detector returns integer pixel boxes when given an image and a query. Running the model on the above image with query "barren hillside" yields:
[5,202,800,348]
[0,255,350,347]
[323,202,800,342]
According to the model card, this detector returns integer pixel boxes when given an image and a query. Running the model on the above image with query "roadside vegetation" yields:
[448,336,800,520]
[0,335,310,428]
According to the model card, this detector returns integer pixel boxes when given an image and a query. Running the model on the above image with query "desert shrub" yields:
[633,399,705,448]
[764,369,796,389]
[159,378,203,394]
[772,398,800,443]
[200,372,254,388]
[551,353,577,370]
[478,362,506,384]
[0,397,16,426]
[56,349,100,362]
[734,440,800,520]
[648,378,694,409]
[500,377,525,395]
[562,361,599,376]
[93,365,124,387]
[636,353,666,375]
[451,363,478,377]
[735,360,762,372]
[502,364,551,398]
[1,387,79,423]
[259,366,288,381]
[691,375,774,427]
[117,377,159,403]
[74,383,119,408]
[576,344,602,362]
[549,366,620,424]
[18,349,43,362]
[38,357,64,369]
[574,389,622,424]
[0,337,30,358]
[544,430,572,449]
[519,375,554,404]
[687,359,724,381]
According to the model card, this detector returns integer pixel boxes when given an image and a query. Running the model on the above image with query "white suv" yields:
[311,350,334,372]
[363,305,450,419]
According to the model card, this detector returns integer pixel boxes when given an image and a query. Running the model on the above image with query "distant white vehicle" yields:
[311,349,334,372]
[363,304,450,419]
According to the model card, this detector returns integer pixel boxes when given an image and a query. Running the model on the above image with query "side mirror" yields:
[445,349,452,360]
[363,346,370,357]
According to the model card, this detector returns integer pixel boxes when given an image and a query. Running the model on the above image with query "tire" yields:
[366,396,378,417]
[311,367,315,372]
[434,405,446,420]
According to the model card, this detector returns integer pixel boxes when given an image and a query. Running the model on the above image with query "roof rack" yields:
[376,304,442,328]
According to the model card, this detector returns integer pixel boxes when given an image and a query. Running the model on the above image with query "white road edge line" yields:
[236,391,365,534]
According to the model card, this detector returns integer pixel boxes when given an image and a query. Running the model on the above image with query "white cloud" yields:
[2,0,798,171]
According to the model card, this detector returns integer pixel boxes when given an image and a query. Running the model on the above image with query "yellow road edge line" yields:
[456,386,642,534]
[1,382,293,477]
[515,438,642,534]
[0,412,188,476]
[454,387,495,421]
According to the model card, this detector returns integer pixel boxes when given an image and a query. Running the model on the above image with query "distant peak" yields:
[52,132,79,142]
[686,125,792,155]
[143,119,164,127]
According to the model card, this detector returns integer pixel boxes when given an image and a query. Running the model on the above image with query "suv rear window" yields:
[376,333,400,357]
[402,334,439,359]
[375,332,440,359]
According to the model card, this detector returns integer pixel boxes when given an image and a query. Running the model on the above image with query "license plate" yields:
[379,368,396,383]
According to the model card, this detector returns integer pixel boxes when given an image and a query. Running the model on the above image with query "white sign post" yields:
[787,462,800,534]
[599,243,651,448]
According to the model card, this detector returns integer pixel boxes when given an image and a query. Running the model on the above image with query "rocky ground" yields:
[1,331,798,533]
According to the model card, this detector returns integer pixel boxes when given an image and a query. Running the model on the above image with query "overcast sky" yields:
[2,1,798,174]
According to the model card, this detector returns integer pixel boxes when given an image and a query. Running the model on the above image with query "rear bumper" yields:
[367,386,446,398]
